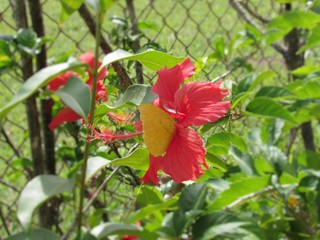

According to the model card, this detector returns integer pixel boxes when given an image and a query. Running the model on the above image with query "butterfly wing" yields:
[139,104,176,157]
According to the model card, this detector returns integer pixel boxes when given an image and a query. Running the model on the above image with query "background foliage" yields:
[1,0,320,239]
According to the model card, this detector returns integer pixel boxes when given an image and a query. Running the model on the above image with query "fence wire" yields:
[0,0,288,237]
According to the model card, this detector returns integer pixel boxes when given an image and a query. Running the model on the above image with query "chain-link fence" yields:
[0,0,292,237]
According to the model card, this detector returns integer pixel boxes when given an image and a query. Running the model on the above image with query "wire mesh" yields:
[0,0,290,236]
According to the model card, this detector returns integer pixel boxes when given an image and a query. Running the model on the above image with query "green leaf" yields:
[16,28,38,55]
[0,40,13,72]
[294,102,320,123]
[205,153,227,172]
[55,76,91,119]
[268,10,320,31]
[298,23,320,53]
[129,198,177,223]
[91,222,142,238]
[178,183,207,212]
[17,175,75,229]
[74,231,98,240]
[287,80,320,99]
[291,65,320,76]
[255,86,293,99]
[10,157,33,168]
[5,228,59,240]
[59,0,85,23]
[246,97,296,123]
[192,212,260,240]
[229,146,258,176]
[102,49,185,71]
[86,0,116,15]
[198,168,224,181]
[233,71,276,108]
[275,0,298,2]
[260,118,285,145]
[111,148,149,170]
[86,148,149,182]
[260,145,287,176]
[197,222,251,240]
[236,71,276,94]
[208,176,269,211]
[108,84,157,109]
[298,150,320,170]
[207,132,248,152]
[86,157,111,182]
[0,61,85,119]
[136,186,163,206]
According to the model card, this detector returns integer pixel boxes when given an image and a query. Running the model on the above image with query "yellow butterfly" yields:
[138,104,176,157]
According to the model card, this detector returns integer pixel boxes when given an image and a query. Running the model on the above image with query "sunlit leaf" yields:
[111,148,149,170]
[86,0,116,15]
[109,84,157,108]
[0,61,85,119]
[268,10,320,31]
[86,148,149,182]
[287,80,320,99]
[255,86,293,99]
[17,175,75,229]
[55,76,91,119]
[86,156,111,182]
[129,198,177,223]
[205,153,227,172]
[207,132,248,152]
[208,176,269,211]
[59,0,85,23]
[246,97,296,123]
[291,65,320,76]
[136,186,163,207]
[102,49,185,71]
[91,222,142,238]
[298,23,320,53]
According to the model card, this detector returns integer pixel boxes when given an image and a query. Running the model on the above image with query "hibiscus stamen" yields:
[107,112,134,124]
[87,124,142,144]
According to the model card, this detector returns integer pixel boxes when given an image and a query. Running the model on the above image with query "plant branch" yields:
[240,1,270,24]
[77,9,102,237]
[126,0,144,84]
[9,0,45,178]
[211,69,234,83]
[286,127,299,156]
[62,166,120,240]
[1,127,21,157]
[223,186,274,210]
[78,4,133,88]
[0,207,10,236]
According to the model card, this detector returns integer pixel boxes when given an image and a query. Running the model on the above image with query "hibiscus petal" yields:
[141,155,162,185]
[49,107,82,131]
[142,125,207,184]
[174,82,231,127]
[79,51,95,69]
[79,51,108,80]
[47,71,78,92]
[152,58,195,108]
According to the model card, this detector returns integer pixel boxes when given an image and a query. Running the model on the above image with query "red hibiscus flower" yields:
[139,59,231,185]
[48,51,108,130]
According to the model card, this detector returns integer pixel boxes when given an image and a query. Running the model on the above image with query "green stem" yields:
[77,12,102,237]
